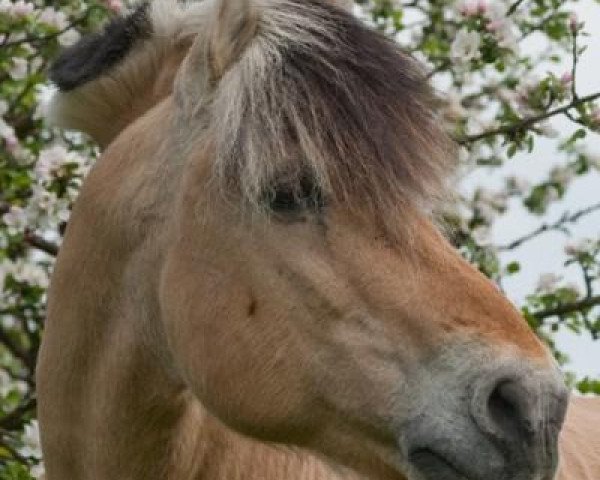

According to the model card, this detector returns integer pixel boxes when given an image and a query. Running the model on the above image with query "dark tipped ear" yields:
[209,0,258,79]
[49,3,151,91]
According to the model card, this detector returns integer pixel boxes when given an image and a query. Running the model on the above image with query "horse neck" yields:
[40,94,350,480]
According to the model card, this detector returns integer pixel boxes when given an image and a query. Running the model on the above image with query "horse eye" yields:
[265,178,324,216]
[269,187,302,212]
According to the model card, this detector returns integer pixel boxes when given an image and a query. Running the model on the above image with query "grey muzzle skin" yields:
[401,358,569,480]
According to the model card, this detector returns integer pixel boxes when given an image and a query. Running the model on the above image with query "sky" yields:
[460,0,600,380]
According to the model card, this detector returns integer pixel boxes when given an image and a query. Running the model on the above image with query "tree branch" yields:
[570,29,579,101]
[24,231,59,257]
[534,295,600,320]
[456,92,600,145]
[498,202,600,251]
[507,0,527,16]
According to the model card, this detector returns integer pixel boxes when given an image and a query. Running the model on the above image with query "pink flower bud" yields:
[106,0,123,13]
[569,13,580,33]
[5,135,19,152]
[460,1,479,17]
[477,0,488,14]
[486,20,503,32]
[560,72,573,85]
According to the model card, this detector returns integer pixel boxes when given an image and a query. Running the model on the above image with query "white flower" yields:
[444,90,467,120]
[34,83,58,120]
[465,116,485,136]
[478,187,508,210]
[472,225,492,246]
[0,369,11,396]
[516,75,540,104]
[11,261,49,288]
[536,273,562,294]
[58,29,81,47]
[20,420,43,459]
[451,28,481,65]
[537,121,559,138]
[546,186,560,202]
[457,0,479,16]
[38,7,68,30]
[0,0,13,15]
[28,185,72,229]
[35,144,68,182]
[31,463,45,480]
[0,99,8,116]
[0,369,28,397]
[550,166,574,186]
[485,1,507,22]
[486,12,519,54]
[10,0,33,17]
[0,118,17,144]
[2,205,29,234]
[9,57,28,80]
[7,31,25,43]
[30,56,43,72]
[564,239,595,256]
[498,87,518,105]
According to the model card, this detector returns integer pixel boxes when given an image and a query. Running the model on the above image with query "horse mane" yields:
[46,0,208,146]
[48,0,456,221]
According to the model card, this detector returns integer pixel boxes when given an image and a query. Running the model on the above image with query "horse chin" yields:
[408,448,470,480]
[400,424,561,480]
[405,447,559,480]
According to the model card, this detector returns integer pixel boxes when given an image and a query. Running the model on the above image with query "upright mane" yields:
[48,0,456,221]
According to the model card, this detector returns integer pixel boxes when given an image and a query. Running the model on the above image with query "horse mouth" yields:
[409,448,471,480]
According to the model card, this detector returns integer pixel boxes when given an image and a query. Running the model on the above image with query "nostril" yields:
[487,381,535,441]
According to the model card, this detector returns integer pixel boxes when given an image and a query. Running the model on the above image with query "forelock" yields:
[202,0,456,223]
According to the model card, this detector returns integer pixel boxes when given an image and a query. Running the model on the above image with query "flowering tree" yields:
[1,0,599,478]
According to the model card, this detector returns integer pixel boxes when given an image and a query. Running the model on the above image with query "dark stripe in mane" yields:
[50,3,152,91]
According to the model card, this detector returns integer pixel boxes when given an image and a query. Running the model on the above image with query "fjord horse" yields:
[37,1,598,479]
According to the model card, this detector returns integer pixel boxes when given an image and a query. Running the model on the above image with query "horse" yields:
[35,0,598,479]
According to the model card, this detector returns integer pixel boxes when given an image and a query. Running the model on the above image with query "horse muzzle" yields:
[401,358,569,480]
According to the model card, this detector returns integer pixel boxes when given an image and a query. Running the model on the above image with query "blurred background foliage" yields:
[1,0,600,477]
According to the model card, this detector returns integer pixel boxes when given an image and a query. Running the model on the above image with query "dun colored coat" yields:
[37,1,599,479]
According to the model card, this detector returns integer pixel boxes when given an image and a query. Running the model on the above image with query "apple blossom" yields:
[536,273,563,294]
[10,0,33,17]
[9,57,28,81]
[38,7,68,30]
[58,28,81,47]
[450,28,481,65]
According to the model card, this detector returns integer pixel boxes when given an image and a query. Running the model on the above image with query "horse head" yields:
[41,1,569,479]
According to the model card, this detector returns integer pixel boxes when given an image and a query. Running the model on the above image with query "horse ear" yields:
[209,0,258,79]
